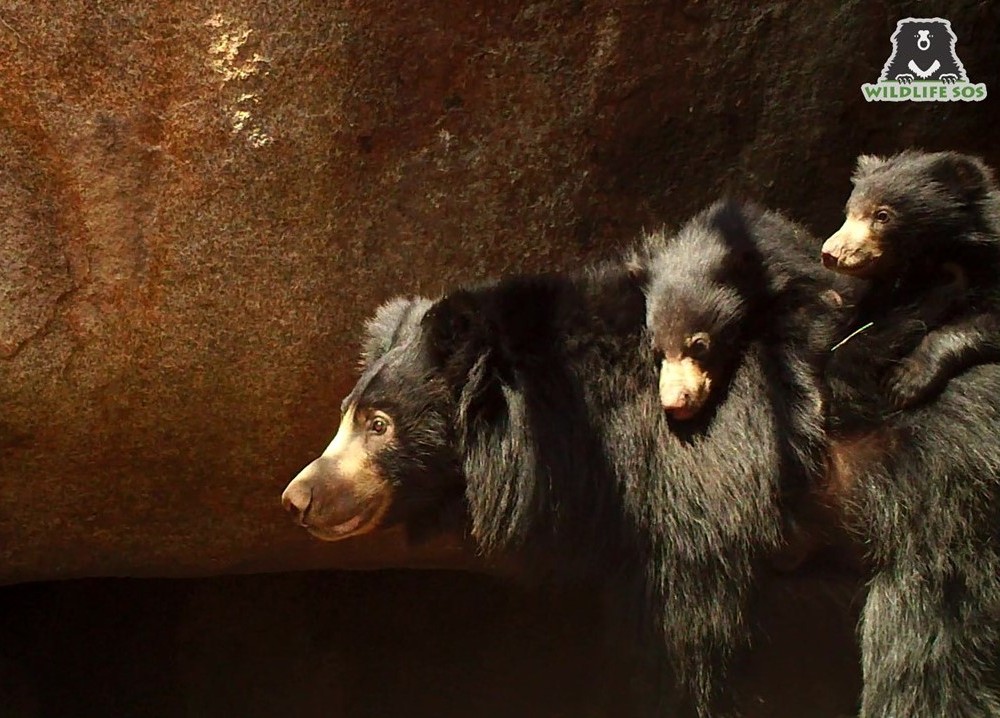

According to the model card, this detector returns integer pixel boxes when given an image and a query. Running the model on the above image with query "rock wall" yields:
[2,2,995,715]
[0,0,997,581]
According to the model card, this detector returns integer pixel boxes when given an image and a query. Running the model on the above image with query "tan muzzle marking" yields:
[821,215,883,275]
[659,357,712,420]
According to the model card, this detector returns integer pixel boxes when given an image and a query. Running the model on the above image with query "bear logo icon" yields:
[879,18,967,84]
[862,17,986,102]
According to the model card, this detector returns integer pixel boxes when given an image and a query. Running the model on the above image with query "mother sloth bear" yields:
[282,201,852,716]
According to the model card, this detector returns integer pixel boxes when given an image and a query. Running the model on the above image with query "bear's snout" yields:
[917,30,931,51]
[282,444,394,541]
[282,475,314,527]
[284,457,363,531]
[821,216,885,276]
[659,357,712,420]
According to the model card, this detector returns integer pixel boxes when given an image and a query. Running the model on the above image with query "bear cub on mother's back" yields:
[284,218,858,717]
[821,151,1000,718]
[822,150,1000,411]
[635,198,858,486]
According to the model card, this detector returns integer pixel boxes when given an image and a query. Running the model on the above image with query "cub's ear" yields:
[624,246,652,285]
[931,152,993,202]
[708,198,761,275]
[630,227,678,287]
[853,154,887,180]
[362,296,432,367]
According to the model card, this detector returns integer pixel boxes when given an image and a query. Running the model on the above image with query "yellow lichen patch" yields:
[204,14,274,148]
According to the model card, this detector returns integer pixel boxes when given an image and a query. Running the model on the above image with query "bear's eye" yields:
[874,209,891,224]
[369,415,389,436]
[686,333,711,359]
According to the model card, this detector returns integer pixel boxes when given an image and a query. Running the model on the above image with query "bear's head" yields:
[639,200,766,419]
[281,296,469,542]
[281,287,542,545]
[821,151,995,278]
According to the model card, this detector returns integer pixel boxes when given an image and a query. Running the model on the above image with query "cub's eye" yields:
[686,333,711,359]
[874,209,891,224]
[369,416,389,436]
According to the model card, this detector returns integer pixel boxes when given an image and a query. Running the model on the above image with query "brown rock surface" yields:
[0,1,998,583]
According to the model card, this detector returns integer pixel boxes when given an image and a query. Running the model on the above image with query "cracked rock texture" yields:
[0,1,997,583]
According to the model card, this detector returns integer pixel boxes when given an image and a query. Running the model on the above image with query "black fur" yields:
[638,199,861,494]
[825,151,1000,717]
[341,297,467,536]
[348,268,769,716]
[829,150,1000,419]
[626,199,864,713]
[340,201,857,716]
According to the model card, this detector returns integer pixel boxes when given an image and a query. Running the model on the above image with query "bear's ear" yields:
[423,289,494,374]
[931,153,993,202]
[361,296,433,367]
[854,154,887,178]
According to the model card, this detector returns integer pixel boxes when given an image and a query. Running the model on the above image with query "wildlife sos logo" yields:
[862,18,987,102]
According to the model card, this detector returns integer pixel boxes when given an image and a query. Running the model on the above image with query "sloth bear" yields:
[823,150,1000,411]
[283,199,854,717]
[878,18,968,85]
[822,150,1000,717]
[637,200,857,489]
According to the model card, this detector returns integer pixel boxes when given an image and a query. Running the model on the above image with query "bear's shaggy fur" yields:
[637,199,859,491]
[823,150,1000,414]
[288,200,854,716]
[823,151,1000,717]
[364,270,777,717]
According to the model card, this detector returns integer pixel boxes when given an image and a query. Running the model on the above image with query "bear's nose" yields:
[662,390,690,409]
[821,251,839,269]
[282,481,314,527]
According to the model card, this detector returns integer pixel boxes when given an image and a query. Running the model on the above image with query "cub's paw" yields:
[894,73,915,85]
[886,358,941,410]
[940,73,959,84]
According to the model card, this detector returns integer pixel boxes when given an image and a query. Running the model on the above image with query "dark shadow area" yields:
[0,569,862,718]
[0,571,629,718]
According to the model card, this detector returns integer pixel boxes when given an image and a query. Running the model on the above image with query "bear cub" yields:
[822,150,1000,410]
[635,198,857,484]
